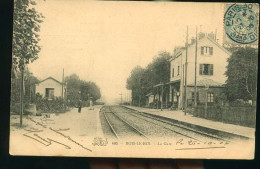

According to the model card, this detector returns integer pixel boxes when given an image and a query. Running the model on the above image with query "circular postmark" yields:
[224,3,259,44]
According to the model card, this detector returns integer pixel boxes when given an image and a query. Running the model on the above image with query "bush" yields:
[229,99,252,107]
[35,96,69,113]
[10,103,21,114]
[10,103,33,115]
[95,101,105,105]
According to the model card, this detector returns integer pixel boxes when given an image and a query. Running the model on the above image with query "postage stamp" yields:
[224,3,259,44]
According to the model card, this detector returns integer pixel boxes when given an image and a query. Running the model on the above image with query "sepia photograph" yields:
[10,0,259,159]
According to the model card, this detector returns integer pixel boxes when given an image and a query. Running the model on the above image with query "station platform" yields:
[10,105,104,147]
[50,106,104,138]
[122,105,255,139]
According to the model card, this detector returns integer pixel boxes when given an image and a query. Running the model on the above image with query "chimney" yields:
[208,32,215,40]
[173,46,184,56]
[190,37,196,45]
[198,32,205,40]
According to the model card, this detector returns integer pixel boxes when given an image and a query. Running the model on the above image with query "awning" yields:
[145,92,153,97]
[153,80,180,88]
[165,80,180,85]
[187,78,224,87]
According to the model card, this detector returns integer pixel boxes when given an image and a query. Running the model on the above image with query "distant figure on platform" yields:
[89,99,93,110]
[78,99,82,113]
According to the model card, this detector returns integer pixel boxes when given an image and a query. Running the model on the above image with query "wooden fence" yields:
[193,105,256,128]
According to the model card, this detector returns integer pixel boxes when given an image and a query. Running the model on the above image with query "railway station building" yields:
[153,33,231,109]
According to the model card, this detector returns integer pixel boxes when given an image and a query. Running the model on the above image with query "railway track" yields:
[102,107,149,140]
[109,105,231,143]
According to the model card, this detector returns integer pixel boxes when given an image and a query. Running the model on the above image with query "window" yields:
[45,88,54,99]
[199,64,213,75]
[177,66,180,75]
[201,46,213,55]
[207,93,214,103]
[192,92,199,102]
[172,68,174,77]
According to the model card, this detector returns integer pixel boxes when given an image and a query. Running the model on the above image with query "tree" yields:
[126,66,145,106]
[145,51,171,86]
[126,51,171,106]
[23,69,39,103]
[126,66,145,90]
[65,74,81,104]
[12,0,44,127]
[225,47,258,105]
[13,0,44,70]
[80,81,101,102]
[65,74,101,105]
[10,68,39,108]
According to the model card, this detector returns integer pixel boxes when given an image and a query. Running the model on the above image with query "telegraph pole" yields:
[161,82,164,111]
[62,68,64,99]
[184,26,189,115]
[194,26,198,107]
[139,95,141,107]
[20,66,24,127]
[215,29,217,40]
[119,93,123,105]
[65,82,67,100]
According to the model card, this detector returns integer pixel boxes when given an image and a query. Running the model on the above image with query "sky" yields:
[28,0,224,103]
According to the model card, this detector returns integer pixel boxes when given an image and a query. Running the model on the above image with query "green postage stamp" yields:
[224,3,259,45]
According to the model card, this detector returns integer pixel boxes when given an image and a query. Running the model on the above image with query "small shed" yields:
[35,77,65,99]
[145,92,154,107]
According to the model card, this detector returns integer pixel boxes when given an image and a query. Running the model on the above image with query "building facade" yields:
[35,77,66,100]
[145,93,154,107]
[168,34,231,109]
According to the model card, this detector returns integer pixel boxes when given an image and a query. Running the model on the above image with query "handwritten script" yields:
[24,116,92,152]
[175,138,229,150]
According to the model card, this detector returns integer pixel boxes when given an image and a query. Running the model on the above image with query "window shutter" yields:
[199,64,203,75]
[172,68,174,77]
[210,64,213,75]
[209,47,213,55]
[201,47,204,55]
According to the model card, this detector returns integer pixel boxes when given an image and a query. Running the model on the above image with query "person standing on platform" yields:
[89,99,93,110]
[78,99,82,113]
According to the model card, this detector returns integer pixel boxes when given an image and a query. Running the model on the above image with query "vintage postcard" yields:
[10,0,258,159]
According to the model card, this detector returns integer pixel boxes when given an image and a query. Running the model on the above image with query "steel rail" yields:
[109,107,149,140]
[119,106,231,142]
[118,108,202,142]
[103,111,119,139]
